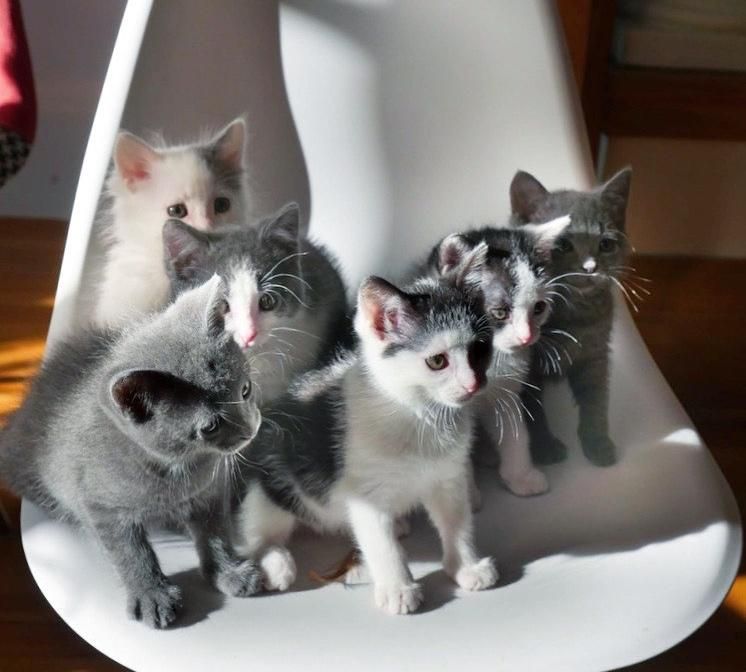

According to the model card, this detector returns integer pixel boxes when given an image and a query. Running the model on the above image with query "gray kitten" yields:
[510,168,632,466]
[0,277,262,628]
[163,202,350,405]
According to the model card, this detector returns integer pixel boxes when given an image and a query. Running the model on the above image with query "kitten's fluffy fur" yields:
[425,216,571,497]
[0,277,262,628]
[94,118,250,327]
[239,254,498,614]
[164,202,349,406]
[510,168,632,466]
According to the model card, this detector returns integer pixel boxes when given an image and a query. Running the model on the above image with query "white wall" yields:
[1,0,125,220]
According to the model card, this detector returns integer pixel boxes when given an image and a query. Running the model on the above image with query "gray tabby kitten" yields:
[510,168,632,466]
[239,254,498,615]
[425,215,571,496]
[163,202,349,405]
[0,277,262,628]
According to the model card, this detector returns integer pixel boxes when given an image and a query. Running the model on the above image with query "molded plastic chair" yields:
[24,2,741,671]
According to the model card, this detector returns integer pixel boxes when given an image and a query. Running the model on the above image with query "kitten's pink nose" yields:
[462,379,480,397]
[516,326,534,346]
[240,328,258,349]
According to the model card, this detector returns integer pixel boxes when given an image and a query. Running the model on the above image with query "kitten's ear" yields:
[163,219,210,281]
[264,202,301,243]
[109,369,170,424]
[435,234,474,275]
[510,170,549,221]
[114,132,161,191]
[602,167,632,203]
[201,274,230,338]
[451,241,488,287]
[211,117,246,170]
[523,214,572,258]
[357,276,421,343]
[437,237,487,288]
[600,167,632,227]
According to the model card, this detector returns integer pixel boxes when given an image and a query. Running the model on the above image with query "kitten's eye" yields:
[491,306,510,321]
[241,381,251,400]
[167,203,188,218]
[556,238,573,253]
[425,353,449,371]
[200,417,222,438]
[259,293,277,311]
[214,196,231,214]
[599,237,618,253]
[533,300,548,316]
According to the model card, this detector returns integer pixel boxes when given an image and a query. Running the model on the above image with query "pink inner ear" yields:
[125,164,149,184]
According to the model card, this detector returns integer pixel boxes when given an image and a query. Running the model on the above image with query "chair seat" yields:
[22,300,740,669]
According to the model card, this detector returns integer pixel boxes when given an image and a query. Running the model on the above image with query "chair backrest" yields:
[47,0,592,345]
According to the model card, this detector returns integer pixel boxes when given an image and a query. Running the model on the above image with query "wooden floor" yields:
[0,217,744,671]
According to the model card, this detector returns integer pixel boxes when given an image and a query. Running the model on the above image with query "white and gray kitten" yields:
[163,202,349,406]
[239,250,498,615]
[0,277,262,629]
[94,118,250,327]
[425,215,571,497]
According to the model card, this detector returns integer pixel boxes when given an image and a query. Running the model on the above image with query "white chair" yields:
[24,2,741,670]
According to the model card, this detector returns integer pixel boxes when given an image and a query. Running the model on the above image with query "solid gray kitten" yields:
[163,202,350,406]
[510,168,632,466]
[0,277,262,628]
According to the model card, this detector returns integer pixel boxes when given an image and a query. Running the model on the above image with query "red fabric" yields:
[0,0,36,142]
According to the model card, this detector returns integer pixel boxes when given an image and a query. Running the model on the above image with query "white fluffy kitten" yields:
[94,118,250,327]
[239,251,498,614]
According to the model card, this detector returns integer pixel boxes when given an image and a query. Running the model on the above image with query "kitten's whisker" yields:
[263,282,311,309]
[610,276,639,312]
[262,272,313,291]
[260,252,309,284]
[546,328,579,345]
[270,326,323,341]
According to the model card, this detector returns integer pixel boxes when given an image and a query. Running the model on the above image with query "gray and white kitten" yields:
[163,202,349,406]
[0,276,262,629]
[95,118,250,327]
[239,252,498,615]
[510,168,633,466]
[425,215,571,497]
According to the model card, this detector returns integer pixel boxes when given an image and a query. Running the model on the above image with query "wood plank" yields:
[604,66,746,140]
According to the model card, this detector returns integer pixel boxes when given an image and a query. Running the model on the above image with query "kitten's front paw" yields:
[127,582,182,629]
[261,546,297,592]
[502,468,549,497]
[215,558,263,597]
[581,434,618,467]
[374,582,423,615]
[530,434,567,465]
[452,557,498,591]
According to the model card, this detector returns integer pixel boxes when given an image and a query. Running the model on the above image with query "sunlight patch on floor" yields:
[725,575,746,620]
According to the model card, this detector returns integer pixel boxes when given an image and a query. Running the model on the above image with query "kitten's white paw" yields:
[374,582,423,615]
[261,546,297,592]
[394,516,412,538]
[503,468,549,497]
[453,557,498,591]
